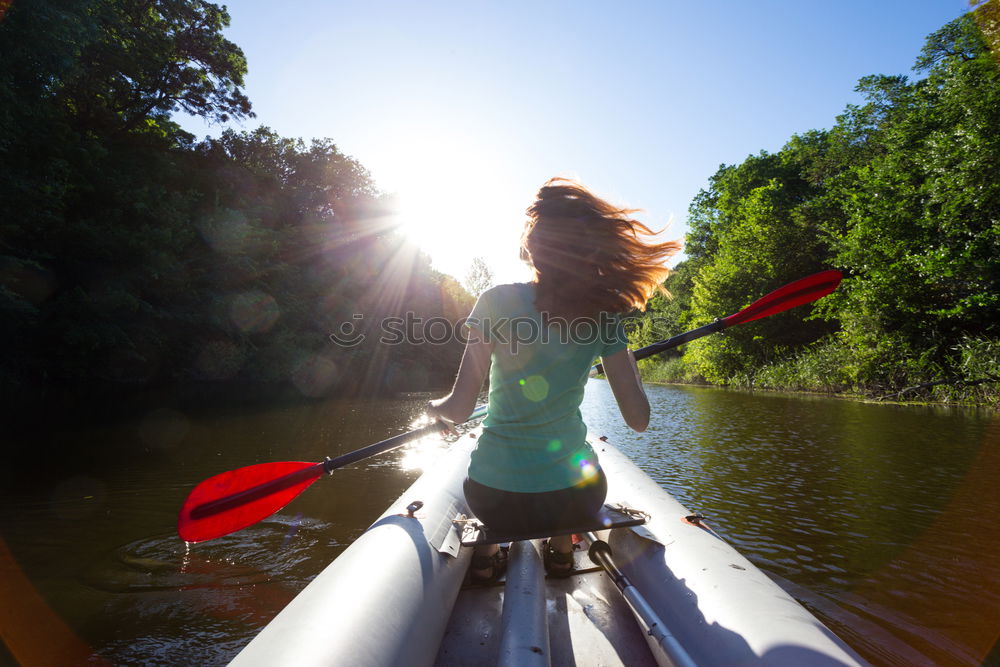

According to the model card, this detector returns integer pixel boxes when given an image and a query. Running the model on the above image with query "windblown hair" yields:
[521,178,682,320]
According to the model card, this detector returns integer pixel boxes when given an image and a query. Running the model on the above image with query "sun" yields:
[394,177,469,263]
[367,127,527,281]
[389,137,487,272]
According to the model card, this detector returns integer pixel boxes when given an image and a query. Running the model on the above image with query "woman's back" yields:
[466,282,627,492]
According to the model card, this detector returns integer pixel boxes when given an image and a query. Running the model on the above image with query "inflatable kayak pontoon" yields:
[230,433,866,666]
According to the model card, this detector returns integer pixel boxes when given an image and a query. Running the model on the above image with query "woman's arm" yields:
[427,328,493,425]
[602,348,650,432]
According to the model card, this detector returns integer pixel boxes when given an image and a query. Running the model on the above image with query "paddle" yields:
[178,405,488,542]
[178,269,841,543]
[596,269,842,373]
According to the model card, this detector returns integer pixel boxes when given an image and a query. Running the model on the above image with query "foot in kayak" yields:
[544,536,575,578]
[470,544,507,584]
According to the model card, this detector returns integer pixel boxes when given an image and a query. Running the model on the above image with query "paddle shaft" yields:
[592,319,725,376]
[323,420,452,470]
[209,271,835,479]
[205,271,832,500]
[585,533,698,667]
[195,312,720,519]
[632,319,725,363]
[187,425,440,521]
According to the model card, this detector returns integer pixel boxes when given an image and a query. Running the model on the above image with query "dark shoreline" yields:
[2,378,453,442]
[642,379,1000,411]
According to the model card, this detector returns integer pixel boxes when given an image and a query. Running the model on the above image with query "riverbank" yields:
[644,379,999,411]
[640,366,1000,410]
[2,376,454,446]
[636,335,1000,409]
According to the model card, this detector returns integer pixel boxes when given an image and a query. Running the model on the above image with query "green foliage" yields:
[623,261,694,352]
[735,337,856,393]
[640,10,1000,405]
[819,13,1000,364]
[0,0,473,424]
[637,356,702,385]
[727,334,1000,405]
[681,137,837,381]
[937,336,1000,404]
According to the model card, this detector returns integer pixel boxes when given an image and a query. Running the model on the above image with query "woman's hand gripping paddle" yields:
[179,271,842,542]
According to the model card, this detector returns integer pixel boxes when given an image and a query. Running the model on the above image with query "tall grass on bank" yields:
[637,356,703,385]
[639,336,1000,406]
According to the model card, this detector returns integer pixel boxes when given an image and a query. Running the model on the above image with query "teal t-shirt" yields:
[466,283,628,492]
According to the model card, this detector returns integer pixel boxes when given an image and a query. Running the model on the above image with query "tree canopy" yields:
[637,9,1000,403]
[2,0,997,423]
[0,0,473,427]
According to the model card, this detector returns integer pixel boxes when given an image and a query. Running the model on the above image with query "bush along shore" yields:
[636,338,1000,408]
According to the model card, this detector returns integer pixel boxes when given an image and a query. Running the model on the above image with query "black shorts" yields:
[463,470,608,535]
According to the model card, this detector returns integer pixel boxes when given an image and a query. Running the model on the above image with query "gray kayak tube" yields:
[231,433,867,666]
[230,435,477,667]
[592,438,867,666]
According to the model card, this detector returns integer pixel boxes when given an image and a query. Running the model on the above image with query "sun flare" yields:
[395,180,469,262]
[369,128,529,282]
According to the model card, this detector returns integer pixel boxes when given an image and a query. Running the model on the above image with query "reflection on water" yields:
[397,413,453,471]
[0,396,434,666]
[0,387,996,665]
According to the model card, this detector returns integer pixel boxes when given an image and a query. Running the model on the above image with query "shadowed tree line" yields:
[0,0,472,428]
[631,8,1000,405]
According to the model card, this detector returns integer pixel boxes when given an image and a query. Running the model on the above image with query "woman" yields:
[428,178,681,581]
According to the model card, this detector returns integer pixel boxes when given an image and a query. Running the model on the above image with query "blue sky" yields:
[177,1,970,283]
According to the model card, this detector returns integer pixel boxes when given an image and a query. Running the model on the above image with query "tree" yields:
[681,138,837,381]
[464,257,494,298]
[0,0,495,429]
[665,10,999,394]
[820,12,1000,370]
[66,0,252,132]
[972,1,1000,66]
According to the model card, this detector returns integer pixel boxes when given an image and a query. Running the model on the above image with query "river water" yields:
[0,383,996,666]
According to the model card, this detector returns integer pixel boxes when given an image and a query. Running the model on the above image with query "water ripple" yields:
[582,381,998,666]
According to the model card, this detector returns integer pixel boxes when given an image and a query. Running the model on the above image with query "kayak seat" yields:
[458,503,648,547]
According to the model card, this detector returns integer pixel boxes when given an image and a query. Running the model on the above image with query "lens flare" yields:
[519,375,550,402]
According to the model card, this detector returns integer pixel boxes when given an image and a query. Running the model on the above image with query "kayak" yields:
[230,431,866,666]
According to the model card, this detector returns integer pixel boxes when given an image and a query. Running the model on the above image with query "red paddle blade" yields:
[724,270,842,327]
[178,461,324,543]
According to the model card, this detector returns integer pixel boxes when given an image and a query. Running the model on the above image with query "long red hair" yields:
[521,178,681,319]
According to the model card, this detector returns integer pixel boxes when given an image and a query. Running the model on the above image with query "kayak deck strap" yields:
[459,504,648,547]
